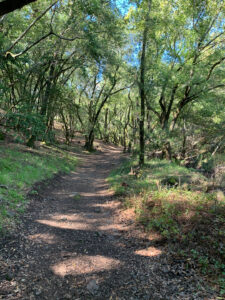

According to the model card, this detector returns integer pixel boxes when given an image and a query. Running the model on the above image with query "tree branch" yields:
[51,32,85,41]
[146,104,160,119]
[6,31,53,58]
[5,29,85,58]
[6,1,58,52]
[206,57,225,81]
[109,85,130,96]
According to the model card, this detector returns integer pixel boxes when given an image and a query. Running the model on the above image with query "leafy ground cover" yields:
[0,142,77,233]
[108,157,225,295]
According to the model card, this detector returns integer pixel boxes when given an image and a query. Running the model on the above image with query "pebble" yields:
[34,289,42,296]
[86,279,99,294]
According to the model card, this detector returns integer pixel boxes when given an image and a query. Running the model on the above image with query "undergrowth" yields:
[0,142,77,233]
[108,157,225,295]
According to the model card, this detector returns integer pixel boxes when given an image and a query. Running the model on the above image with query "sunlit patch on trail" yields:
[51,255,121,277]
[96,189,115,196]
[98,224,128,232]
[135,246,162,257]
[27,233,57,244]
[75,192,96,197]
[36,214,93,230]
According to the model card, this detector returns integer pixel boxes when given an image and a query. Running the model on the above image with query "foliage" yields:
[0,0,224,158]
[5,110,47,143]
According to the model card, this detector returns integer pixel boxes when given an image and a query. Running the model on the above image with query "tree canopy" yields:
[0,0,224,162]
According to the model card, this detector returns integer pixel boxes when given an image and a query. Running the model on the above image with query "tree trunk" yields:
[26,134,36,148]
[84,129,95,151]
[40,63,55,119]
[139,24,148,165]
[60,112,70,144]
[162,142,172,160]
[123,127,127,152]
[138,0,151,165]
[181,120,187,160]
[104,108,109,142]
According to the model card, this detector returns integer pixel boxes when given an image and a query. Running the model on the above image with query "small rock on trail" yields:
[86,279,99,294]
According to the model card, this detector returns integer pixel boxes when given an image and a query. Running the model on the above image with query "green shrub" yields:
[108,156,225,294]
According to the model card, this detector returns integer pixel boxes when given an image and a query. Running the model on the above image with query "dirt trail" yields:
[0,143,216,299]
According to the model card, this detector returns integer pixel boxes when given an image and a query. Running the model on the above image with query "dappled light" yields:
[135,247,162,257]
[37,216,93,230]
[28,233,58,245]
[51,255,121,277]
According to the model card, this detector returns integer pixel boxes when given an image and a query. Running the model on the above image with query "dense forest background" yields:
[0,0,224,167]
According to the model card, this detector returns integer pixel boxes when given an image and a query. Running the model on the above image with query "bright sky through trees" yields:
[115,0,131,15]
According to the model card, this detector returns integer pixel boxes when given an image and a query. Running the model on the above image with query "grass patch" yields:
[108,157,225,295]
[0,142,77,233]
[73,193,81,200]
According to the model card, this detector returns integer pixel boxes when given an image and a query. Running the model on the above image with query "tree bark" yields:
[104,108,109,142]
[84,129,95,151]
[40,63,55,118]
[139,2,151,165]
[181,120,187,160]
